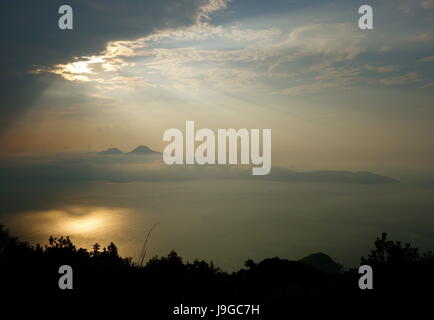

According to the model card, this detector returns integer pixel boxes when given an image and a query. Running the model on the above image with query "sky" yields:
[1,0,434,268]
[1,0,434,176]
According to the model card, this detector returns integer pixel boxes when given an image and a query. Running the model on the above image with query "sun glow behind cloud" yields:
[33,14,434,98]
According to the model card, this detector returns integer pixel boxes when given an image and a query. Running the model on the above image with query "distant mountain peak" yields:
[128,145,160,155]
[299,252,342,274]
[97,147,123,155]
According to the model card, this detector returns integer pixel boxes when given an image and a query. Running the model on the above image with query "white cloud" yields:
[282,23,365,61]
[369,73,423,85]
[138,23,365,93]
[224,26,281,42]
[200,0,230,19]
[364,64,400,72]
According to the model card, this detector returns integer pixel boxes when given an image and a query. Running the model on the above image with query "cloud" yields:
[37,22,284,93]
[418,55,434,62]
[224,26,281,42]
[44,22,365,95]
[0,0,227,133]
[279,82,335,96]
[6,0,431,108]
[369,73,424,86]
[414,33,432,41]
[364,64,400,73]
[421,0,434,9]
[278,63,361,95]
[420,82,434,89]
[282,23,365,61]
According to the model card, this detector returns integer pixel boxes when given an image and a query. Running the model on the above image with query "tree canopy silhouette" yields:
[1,224,433,316]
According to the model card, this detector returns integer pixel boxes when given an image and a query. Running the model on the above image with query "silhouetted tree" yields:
[1,225,433,314]
[360,232,434,295]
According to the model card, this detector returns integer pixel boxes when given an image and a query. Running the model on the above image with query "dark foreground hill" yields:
[0,225,432,317]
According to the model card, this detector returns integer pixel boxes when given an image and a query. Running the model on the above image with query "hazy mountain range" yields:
[0,145,399,185]
[266,168,399,184]
[97,145,161,155]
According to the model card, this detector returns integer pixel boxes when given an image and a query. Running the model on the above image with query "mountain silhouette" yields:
[128,145,160,155]
[267,169,399,184]
[97,145,160,155]
[299,252,342,274]
[97,147,123,155]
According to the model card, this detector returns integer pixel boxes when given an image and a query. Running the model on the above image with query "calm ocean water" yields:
[3,180,434,271]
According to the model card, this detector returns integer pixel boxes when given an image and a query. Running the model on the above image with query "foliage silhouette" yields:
[359,232,434,295]
[1,225,433,316]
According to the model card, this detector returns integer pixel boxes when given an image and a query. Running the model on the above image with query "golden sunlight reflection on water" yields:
[7,206,139,255]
